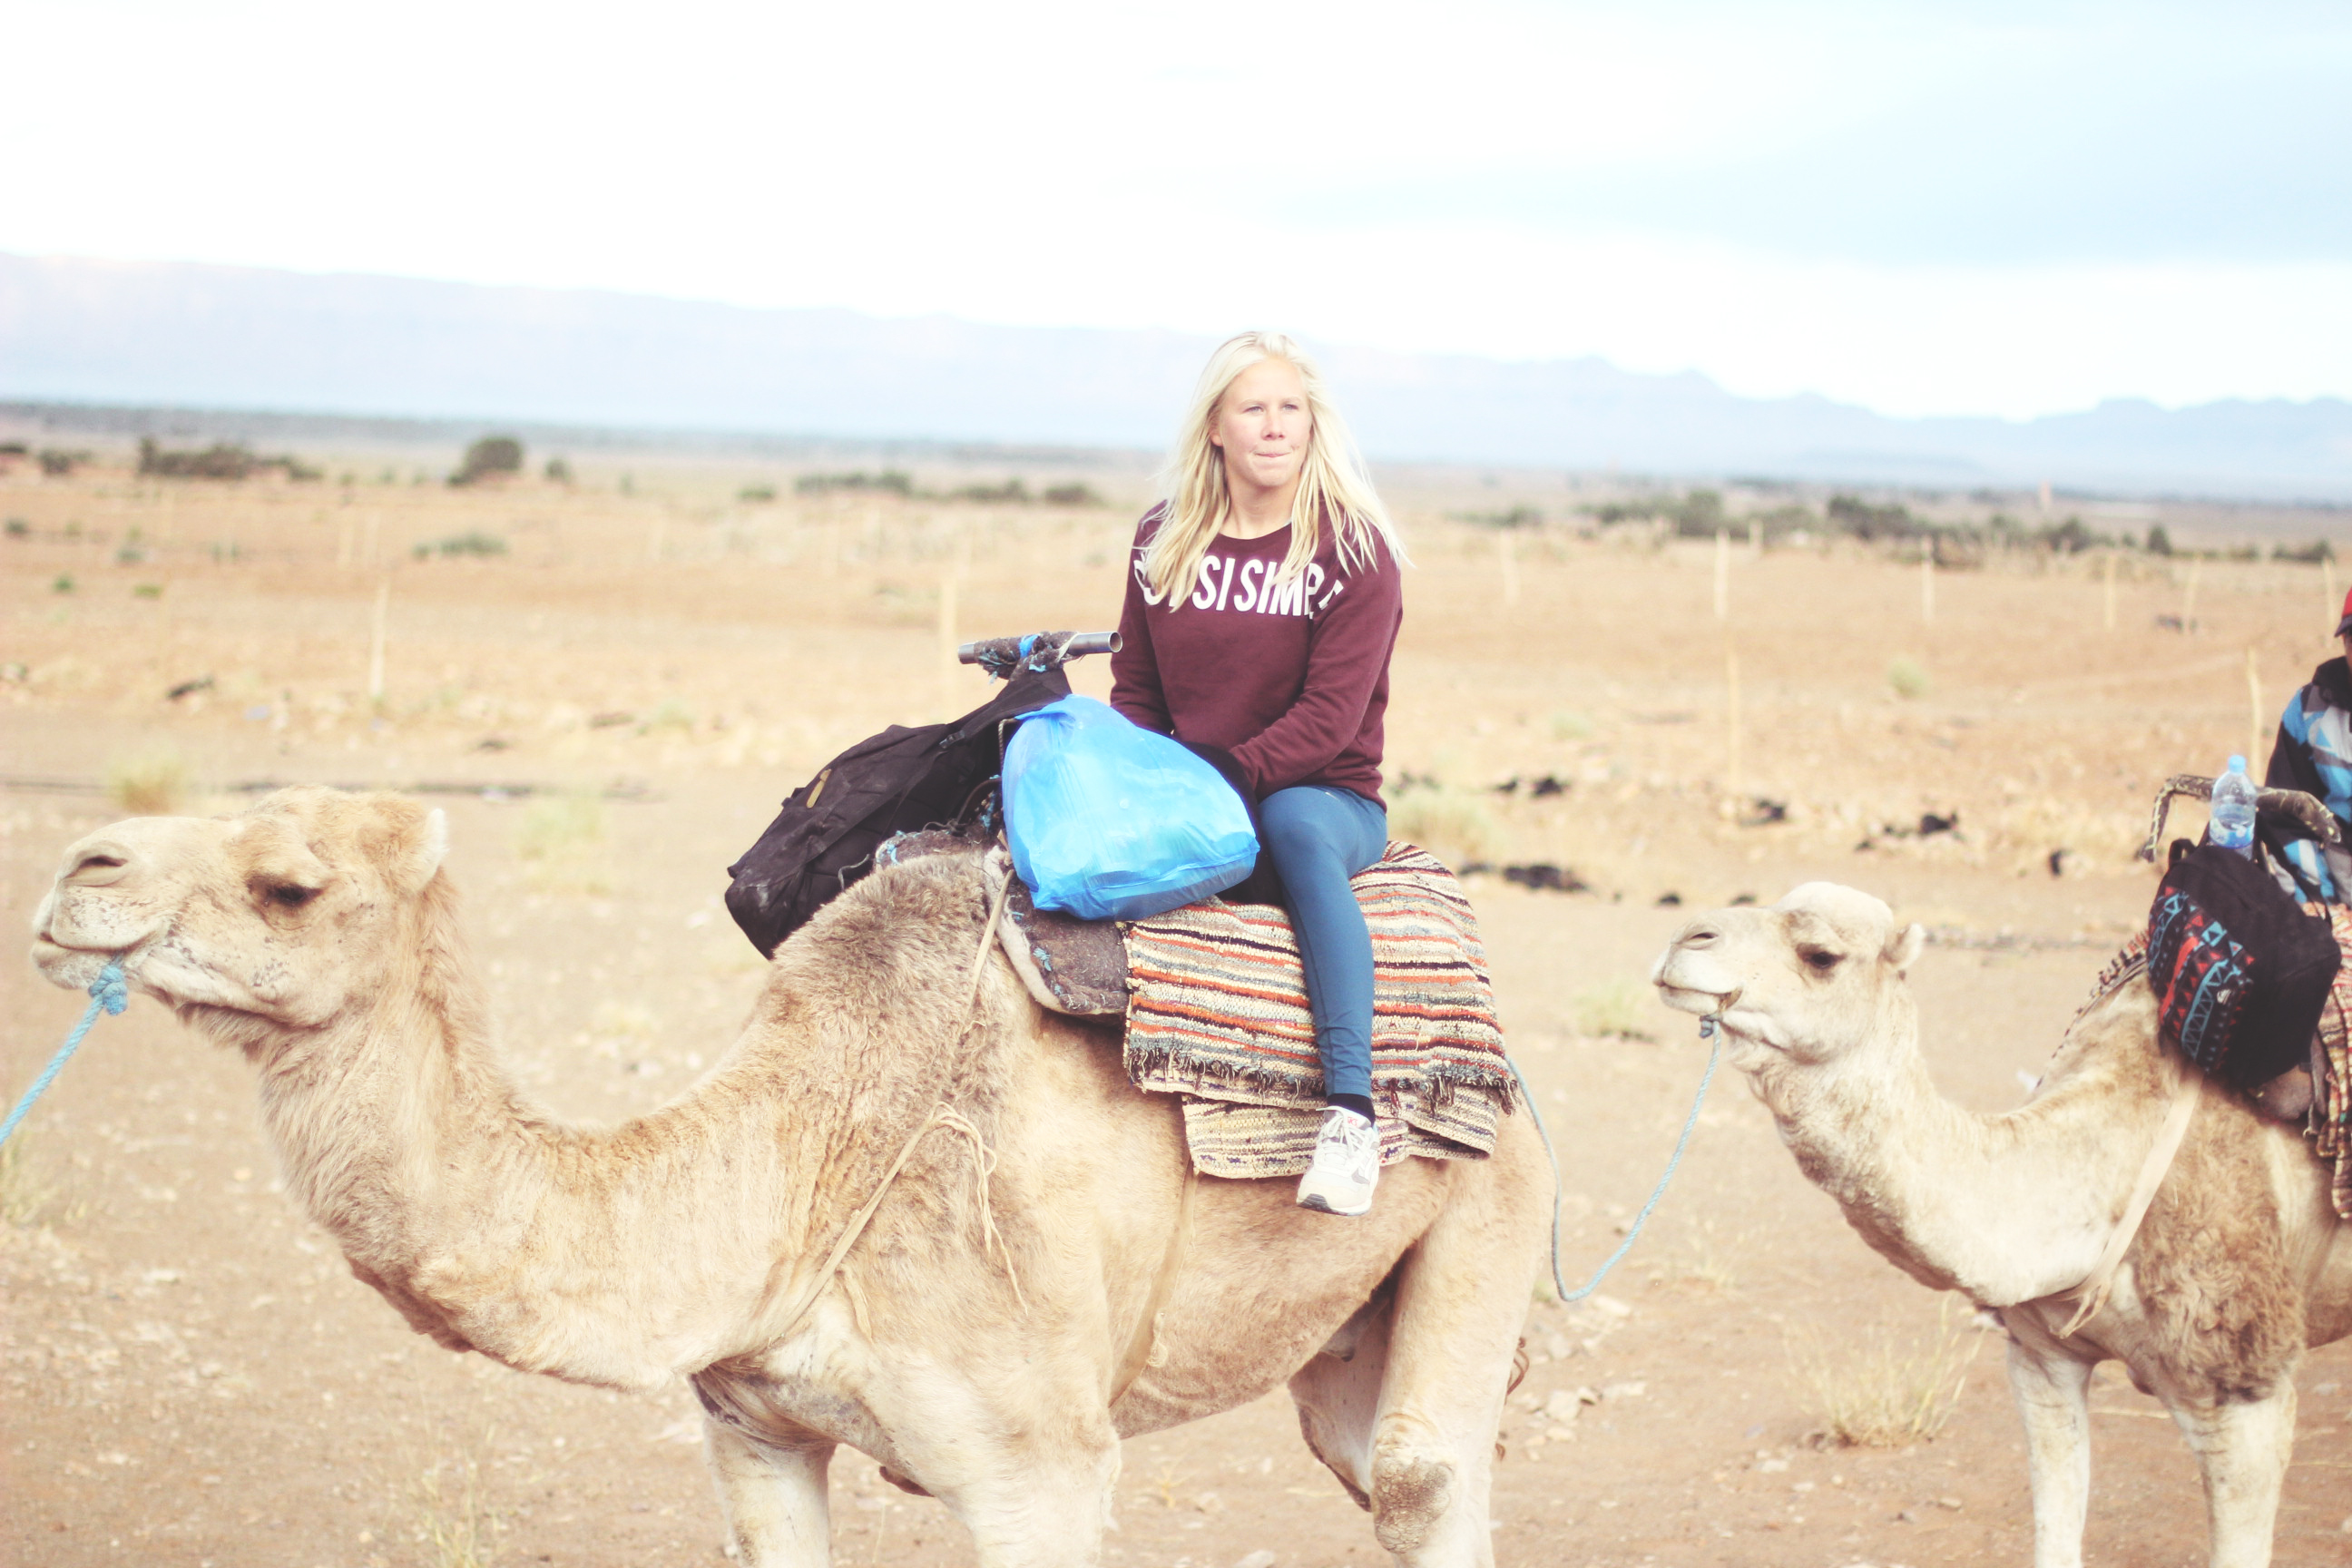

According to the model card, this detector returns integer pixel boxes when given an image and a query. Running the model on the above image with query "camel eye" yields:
[266,883,320,909]
[1800,947,1840,972]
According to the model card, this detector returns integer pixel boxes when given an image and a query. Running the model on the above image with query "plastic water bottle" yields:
[2210,755,2258,856]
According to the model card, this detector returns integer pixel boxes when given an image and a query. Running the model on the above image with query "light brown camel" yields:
[1651,882,2352,1568]
[30,787,1547,1567]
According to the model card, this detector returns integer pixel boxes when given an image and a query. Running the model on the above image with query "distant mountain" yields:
[4,252,2347,500]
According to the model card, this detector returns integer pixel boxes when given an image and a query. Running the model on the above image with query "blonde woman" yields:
[1110,331,1408,1216]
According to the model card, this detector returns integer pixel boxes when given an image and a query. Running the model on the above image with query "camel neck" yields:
[1749,992,2156,1308]
[240,877,824,1391]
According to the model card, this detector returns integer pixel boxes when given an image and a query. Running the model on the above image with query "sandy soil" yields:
[3,461,2349,1566]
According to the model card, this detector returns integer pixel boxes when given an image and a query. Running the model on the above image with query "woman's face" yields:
[1210,358,1312,498]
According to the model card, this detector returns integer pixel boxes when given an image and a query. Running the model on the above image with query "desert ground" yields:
[3,447,2350,1567]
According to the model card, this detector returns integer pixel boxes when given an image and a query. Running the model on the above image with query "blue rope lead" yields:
[0,960,128,1151]
[1510,1023,1722,1305]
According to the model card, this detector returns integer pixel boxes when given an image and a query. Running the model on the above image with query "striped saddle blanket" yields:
[1122,843,1516,1181]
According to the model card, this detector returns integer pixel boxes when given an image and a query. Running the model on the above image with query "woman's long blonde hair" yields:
[1141,331,1406,606]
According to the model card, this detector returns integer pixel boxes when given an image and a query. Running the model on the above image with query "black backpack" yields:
[723,659,1068,958]
[2147,841,2339,1088]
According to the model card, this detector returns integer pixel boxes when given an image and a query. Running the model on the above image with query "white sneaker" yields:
[1297,1106,1379,1216]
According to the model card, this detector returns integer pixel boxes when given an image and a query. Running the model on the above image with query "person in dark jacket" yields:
[1110,330,1408,1216]
[2261,586,2352,902]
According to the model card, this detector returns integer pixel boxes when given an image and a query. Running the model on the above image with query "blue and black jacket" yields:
[2263,655,2352,902]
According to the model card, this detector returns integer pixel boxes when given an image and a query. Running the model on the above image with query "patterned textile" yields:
[1122,843,1514,1180]
[2147,887,2253,1076]
[2075,933,2150,1023]
[2304,905,2352,1220]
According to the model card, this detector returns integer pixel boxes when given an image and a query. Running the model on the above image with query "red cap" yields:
[2337,586,2352,638]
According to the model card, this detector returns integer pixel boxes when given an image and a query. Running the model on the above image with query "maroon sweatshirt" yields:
[1109,507,1402,803]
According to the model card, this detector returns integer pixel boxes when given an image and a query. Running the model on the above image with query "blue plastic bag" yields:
[1003,695,1258,921]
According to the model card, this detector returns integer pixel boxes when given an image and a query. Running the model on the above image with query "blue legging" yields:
[1259,785,1388,1103]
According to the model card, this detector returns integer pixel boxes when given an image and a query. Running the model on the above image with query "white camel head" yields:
[1651,881,1926,1068]
[32,787,449,1035]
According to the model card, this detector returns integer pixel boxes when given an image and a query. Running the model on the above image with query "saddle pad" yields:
[1122,843,1515,1180]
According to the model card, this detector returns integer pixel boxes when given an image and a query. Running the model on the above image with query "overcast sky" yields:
[6,0,2347,420]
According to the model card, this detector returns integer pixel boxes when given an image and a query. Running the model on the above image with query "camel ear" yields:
[420,808,448,878]
[386,805,447,892]
[1883,922,1926,974]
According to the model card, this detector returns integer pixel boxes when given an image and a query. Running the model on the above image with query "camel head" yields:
[32,786,449,1038]
[1650,882,1925,1069]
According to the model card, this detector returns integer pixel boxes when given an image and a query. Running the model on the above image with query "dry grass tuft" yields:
[515,790,612,894]
[1791,1297,1979,1447]
[1571,978,1657,1042]
[1389,788,1498,868]
[104,745,192,816]
[1886,654,1931,701]
[414,1454,505,1568]
[0,1136,80,1229]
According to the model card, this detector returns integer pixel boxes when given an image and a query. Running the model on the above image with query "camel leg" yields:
[1288,1291,1393,1510]
[2004,1338,2093,1568]
[2168,1383,2298,1568]
[923,1435,1122,1568]
[703,1416,835,1568]
[1350,1139,1544,1566]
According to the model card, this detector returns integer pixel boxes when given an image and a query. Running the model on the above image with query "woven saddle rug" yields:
[1121,843,1516,1181]
[2078,916,2352,1221]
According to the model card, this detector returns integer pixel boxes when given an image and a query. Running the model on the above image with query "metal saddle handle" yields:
[957,630,1121,679]
[2139,774,2342,862]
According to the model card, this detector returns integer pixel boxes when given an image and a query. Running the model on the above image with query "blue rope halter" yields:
[1512,1000,1726,1305]
[1,961,128,1150]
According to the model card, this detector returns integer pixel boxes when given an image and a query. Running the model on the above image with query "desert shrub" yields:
[1549,710,1594,741]
[2144,524,2173,556]
[738,483,777,503]
[449,436,524,486]
[1042,482,1104,506]
[796,469,911,496]
[516,790,611,895]
[107,745,192,815]
[37,448,87,476]
[1886,655,1930,701]
[2275,539,2335,564]
[138,437,255,479]
[1826,494,1922,542]
[1388,787,1498,867]
[0,1137,80,1228]
[413,1453,506,1568]
[544,456,573,484]
[1571,979,1655,1041]
[416,531,508,558]
[1792,1298,1978,1446]
[51,573,74,593]
[950,478,1030,504]
[2038,515,2103,554]
[5,518,28,537]
[1456,505,1544,528]
[1750,502,1818,540]
[639,696,695,734]
[1670,489,1725,538]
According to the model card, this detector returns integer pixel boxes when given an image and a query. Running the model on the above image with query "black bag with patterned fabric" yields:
[2147,841,2338,1089]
